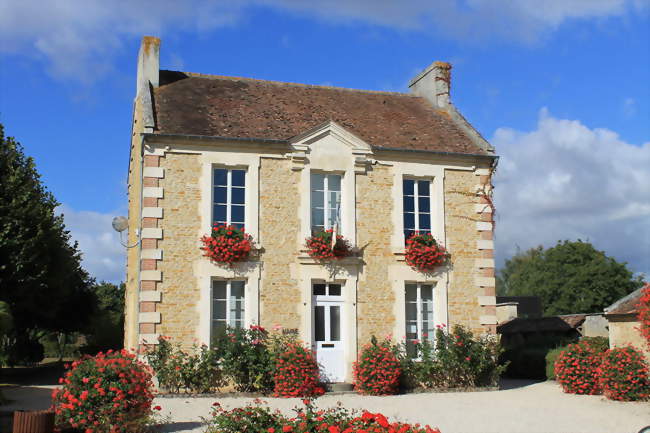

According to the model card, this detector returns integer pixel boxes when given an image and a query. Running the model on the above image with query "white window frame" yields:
[211,279,246,334]
[403,177,432,239]
[212,168,246,227]
[405,282,435,358]
[311,173,342,232]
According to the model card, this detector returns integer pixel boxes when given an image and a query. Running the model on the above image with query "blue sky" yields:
[1,1,649,282]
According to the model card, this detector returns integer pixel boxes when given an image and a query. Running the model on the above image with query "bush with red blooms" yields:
[405,233,450,273]
[554,339,607,395]
[597,346,650,401]
[205,398,442,433]
[637,284,650,348]
[274,343,325,398]
[353,336,402,395]
[306,229,352,261]
[201,224,253,265]
[51,349,155,433]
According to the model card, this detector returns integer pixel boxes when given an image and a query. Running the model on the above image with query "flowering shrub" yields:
[205,399,441,433]
[212,325,275,392]
[597,346,650,401]
[637,284,650,348]
[305,229,352,260]
[408,325,506,389]
[144,336,222,394]
[52,349,155,432]
[353,336,402,395]
[200,224,253,265]
[274,343,324,398]
[405,233,449,273]
[554,339,607,395]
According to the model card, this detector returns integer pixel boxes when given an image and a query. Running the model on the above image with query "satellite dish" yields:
[112,216,129,233]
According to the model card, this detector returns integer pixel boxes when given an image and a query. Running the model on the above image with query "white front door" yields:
[313,283,345,383]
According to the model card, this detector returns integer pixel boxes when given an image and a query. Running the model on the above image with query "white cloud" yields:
[493,108,650,276]
[0,0,645,82]
[57,204,126,283]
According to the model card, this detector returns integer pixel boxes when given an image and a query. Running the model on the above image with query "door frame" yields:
[311,281,346,382]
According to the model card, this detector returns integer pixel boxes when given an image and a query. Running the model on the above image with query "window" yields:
[311,173,341,232]
[312,282,342,297]
[405,283,434,358]
[211,280,245,338]
[213,168,245,228]
[403,178,431,240]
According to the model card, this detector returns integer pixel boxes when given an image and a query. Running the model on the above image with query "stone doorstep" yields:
[326,382,355,393]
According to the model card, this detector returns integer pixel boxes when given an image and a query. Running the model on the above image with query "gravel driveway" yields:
[154,380,650,433]
[4,380,648,433]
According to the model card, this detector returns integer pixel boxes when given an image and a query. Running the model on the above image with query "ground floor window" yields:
[212,280,245,338]
[405,282,434,357]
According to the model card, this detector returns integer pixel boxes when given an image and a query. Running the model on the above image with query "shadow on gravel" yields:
[158,421,205,432]
[499,378,545,390]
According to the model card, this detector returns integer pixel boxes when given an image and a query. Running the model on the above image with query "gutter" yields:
[373,145,499,162]
[141,132,289,145]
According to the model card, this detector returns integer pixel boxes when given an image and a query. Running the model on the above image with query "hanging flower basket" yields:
[405,232,450,272]
[201,224,253,265]
[306,229,352,261]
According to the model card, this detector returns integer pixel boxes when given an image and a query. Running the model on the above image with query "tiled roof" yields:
[498,315,586,334]
[152,71,491,155]
[605,285,647,315]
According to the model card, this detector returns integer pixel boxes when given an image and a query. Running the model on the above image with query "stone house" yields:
[604,285,650,361]
[124,36,498,383]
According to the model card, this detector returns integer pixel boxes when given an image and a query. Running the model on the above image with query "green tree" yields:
[82,281,125,354]
[497,240,644,316]
[0,124,94,338]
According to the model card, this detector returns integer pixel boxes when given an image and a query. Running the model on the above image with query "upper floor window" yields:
[405,283,434,358]
[403,178,431,240]
[311,173,341,232]
[213,168,245,228]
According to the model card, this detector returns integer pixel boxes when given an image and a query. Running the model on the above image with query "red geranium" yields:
[305,229,352,261]
[554,339,606,395]
[637,283,650,348]
[597,346,650,401]
[201,224,253,265]
[353,337,401,395]
[273,343,324,398]
[405,233,449,272]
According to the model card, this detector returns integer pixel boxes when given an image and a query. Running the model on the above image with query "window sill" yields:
[297,251,364,266]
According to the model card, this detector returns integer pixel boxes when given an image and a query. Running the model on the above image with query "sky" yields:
[1,0,649,283]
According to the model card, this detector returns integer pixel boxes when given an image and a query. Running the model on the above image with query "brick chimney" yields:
[408,61,452,108]
[136,36,160,96]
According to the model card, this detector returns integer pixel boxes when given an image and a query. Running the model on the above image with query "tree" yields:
[0,124,94,338]
[82,281,125,354]
[497,240,644,316]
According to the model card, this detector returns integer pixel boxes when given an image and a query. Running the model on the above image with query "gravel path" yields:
[154,380,650,433]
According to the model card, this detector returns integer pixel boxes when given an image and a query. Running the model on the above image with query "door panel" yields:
[314,301,344,382]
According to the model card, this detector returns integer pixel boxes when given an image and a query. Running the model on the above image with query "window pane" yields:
[328,191,340,210]
[419,213,431,231]
[403,196,414,213]
[231,170,245,187]
[213,300,226,320]
[330,306,340,341]
[405,303,417,321]
[214,187,227,204]
[404,212,415,230]
[403,179,414,196]
[213,281,227,299]
[311,208,324,228]
[328,175,341,192]
[406,340,417,358]
[212,321,227,339]
[311,191,324,208]
[405,284,417,302]
[328,284,341,296]
[315,306,325,342]
[213,205,227,223]
[311,173,325,190]
[231,205,245,223]
[327,209,338,229]
[231,187,245,204]
[313,284,326,296]
[418,180,430,196]
[231,281,245,299]
[214,169,227,186]
[418,196,430,213]
[404,230,414,241]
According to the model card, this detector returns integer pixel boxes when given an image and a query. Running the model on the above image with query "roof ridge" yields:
[162,69,417,97]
